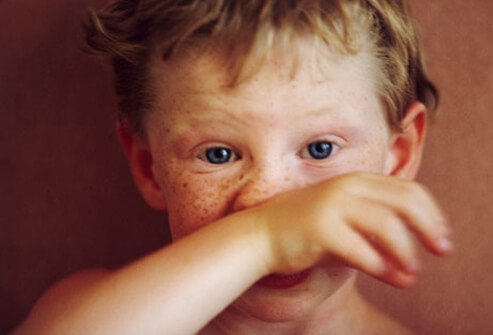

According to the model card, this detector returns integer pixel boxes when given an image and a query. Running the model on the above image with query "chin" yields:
[230,266,356,323]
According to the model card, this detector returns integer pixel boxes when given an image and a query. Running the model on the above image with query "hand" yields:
[253,172,452,288]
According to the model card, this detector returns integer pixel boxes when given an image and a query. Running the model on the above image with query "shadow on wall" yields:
[1,1,169,332]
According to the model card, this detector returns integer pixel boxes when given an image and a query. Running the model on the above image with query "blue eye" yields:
[204,147,235,164]
[306,141,333,159]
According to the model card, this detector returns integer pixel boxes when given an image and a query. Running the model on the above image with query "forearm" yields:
[20,213,270,335]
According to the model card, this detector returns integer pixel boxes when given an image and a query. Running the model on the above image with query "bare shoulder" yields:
[11,268,113,335]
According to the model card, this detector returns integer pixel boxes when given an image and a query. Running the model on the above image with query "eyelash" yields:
[299,140,336,160]
[197,146,240,164]
[196,140,339,165]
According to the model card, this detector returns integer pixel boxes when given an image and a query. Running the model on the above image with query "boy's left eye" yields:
[301,141,334,159]
[198,146,240,164]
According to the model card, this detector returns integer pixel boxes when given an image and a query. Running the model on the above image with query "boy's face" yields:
[146,41,392,236]
[143,39,395,320]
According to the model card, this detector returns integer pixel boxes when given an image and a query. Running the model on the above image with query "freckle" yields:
[182,182,188,188]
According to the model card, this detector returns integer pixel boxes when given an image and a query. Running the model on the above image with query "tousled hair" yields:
[83,0,438,134]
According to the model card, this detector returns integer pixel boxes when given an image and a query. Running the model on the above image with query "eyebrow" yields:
[191,97,339,120]
[298,107,337,119]
[185,109,247,128]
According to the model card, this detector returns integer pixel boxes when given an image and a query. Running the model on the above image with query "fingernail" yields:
[406,261,421,273]
[391,270,417,289]
[437,238,454,253]
[379,262,392,276]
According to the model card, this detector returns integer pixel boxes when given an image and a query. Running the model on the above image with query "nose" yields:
[232,162,300,212]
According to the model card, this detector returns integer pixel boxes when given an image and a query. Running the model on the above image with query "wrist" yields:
[223,208,274,279]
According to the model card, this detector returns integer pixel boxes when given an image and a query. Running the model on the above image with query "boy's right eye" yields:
[199,146,240,164]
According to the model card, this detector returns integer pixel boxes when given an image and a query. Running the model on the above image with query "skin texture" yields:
[146,42,399,324]
[12,37,452,335]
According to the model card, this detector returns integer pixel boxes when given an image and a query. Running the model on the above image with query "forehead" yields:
[145,36,384,134]
[153,36,376,95]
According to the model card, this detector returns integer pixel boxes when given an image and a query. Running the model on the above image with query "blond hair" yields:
[83,0,438,134]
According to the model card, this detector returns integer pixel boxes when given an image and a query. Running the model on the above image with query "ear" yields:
[117,122,167,211]
[385,102,428,179]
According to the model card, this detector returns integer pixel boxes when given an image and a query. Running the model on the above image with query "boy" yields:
[14,1,453,334]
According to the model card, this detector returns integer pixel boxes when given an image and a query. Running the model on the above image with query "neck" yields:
[201,276,373,335]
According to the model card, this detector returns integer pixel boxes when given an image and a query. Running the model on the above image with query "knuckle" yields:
[400,181,416,195]
[342,240,370,262]
[408,181,429,199]
[333,174,360,193]
[373,213,402,237]
[374,218,413,251]
[397,182,423,206]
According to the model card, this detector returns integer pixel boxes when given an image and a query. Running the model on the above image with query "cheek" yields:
[162,169,238,240]
[351,138,390,172]
[320,138,391,179]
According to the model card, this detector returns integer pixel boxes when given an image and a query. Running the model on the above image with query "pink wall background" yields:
[2,1,492,333]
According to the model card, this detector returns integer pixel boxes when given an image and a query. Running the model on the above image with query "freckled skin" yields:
[15,32,449,335]
[145,40,394,324]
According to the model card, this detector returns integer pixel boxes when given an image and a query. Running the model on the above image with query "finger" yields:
[326,224,387,278]
[384,183,452,255]
[348,174,453,255]
[326,226,417,288]
[383,266,417,288]
[348,201,420,273]
[351,174,446,225]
